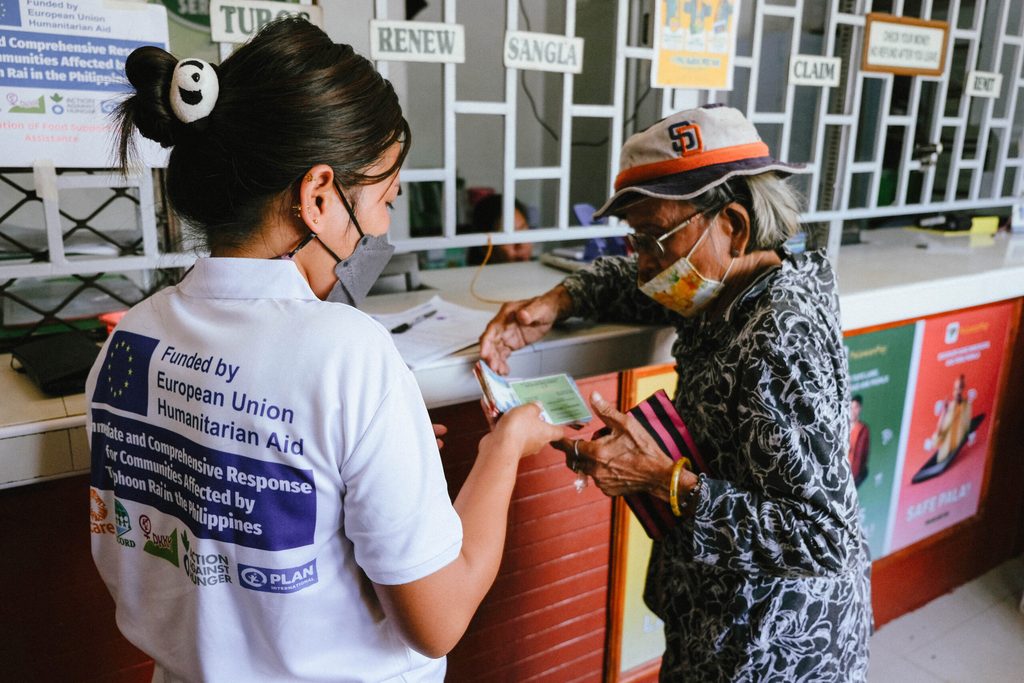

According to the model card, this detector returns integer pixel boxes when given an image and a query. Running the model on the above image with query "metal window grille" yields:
[2,0,1023,345]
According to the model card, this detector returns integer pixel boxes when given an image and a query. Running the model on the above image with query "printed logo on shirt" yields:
[92,331,160,416]
[114,499,136,548]
[90,488,115,535]
[180,529,231,587]
[238,559,318,594]
[140,514,180,567]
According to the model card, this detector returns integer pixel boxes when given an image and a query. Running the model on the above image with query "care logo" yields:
[238,559,318,594]
[114,500,136,548]
[140,514,180,567]
[89,488,116,535]
[180,530,231,587]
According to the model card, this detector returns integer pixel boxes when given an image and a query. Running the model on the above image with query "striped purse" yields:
[618,390,709,540]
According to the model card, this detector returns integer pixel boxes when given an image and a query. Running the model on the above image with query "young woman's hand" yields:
[478,286,574,375]
[485,403,565,460]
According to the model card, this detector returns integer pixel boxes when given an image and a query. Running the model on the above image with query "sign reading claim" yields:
[862,13,948,77]
[209,0,322,44]
[370,20,465,63]
[504,31,584,74]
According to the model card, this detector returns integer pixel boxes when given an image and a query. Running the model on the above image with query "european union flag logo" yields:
[0,0,22,28]
[92,331,159,416]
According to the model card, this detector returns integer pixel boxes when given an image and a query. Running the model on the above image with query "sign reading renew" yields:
[504,31,584,74]
[863,13,948,76]
[210,0,323,44]
[370,21,465,63]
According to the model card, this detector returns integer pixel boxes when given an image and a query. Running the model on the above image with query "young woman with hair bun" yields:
[87,18,564,682]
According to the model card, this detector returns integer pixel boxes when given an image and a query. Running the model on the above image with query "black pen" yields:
[390,309,437,334]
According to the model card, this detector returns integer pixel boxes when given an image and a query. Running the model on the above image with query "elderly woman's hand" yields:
[554,392,679,500]
[478,286,575,375]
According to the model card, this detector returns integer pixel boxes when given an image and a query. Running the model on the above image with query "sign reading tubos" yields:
[209,0,323,44]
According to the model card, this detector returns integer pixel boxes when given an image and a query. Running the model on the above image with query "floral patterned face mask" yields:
[638,225,735,317]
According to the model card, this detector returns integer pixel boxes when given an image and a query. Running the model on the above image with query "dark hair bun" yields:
[115,46,180,157]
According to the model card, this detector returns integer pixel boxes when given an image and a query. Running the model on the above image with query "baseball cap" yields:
[594,104,808,219]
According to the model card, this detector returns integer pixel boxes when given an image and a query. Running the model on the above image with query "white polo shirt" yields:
[87,258,463,682]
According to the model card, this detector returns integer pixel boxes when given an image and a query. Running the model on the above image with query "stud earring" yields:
[313,218,318,225]
[292,204,302,218]
[305,173,313,182]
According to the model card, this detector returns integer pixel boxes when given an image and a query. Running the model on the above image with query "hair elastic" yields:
[170,58,220,124]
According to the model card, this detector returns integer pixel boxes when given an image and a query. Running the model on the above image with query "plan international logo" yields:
[0,0,22,28]
[92,331,160,416]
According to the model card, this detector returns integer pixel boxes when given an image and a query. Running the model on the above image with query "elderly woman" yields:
[480,105,872,681]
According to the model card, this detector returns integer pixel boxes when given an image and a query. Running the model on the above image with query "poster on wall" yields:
[889,302,1015,553]
[844,323,919,561]
[651,0,739,90]
[0,0,169,167]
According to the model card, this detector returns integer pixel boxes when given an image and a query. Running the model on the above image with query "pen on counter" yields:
[390,309,437,334]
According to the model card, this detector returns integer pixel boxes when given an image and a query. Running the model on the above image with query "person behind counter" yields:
[89,18,563,682]
[479,104,872,681]
[465,193,534,265]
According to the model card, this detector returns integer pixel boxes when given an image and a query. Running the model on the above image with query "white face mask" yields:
[639,226,735,317]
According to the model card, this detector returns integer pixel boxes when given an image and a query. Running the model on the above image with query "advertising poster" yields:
[889,303,1014,552]
[651,0,739,90]
[844,322,919,561]
[0,0,169,167]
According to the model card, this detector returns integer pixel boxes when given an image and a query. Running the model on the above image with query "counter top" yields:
[4,228,1024,487]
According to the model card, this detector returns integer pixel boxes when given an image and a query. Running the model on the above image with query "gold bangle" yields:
[669,458,687,517]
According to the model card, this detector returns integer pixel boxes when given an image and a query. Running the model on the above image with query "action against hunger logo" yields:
[0,0,22,27]
[92,331,159,415]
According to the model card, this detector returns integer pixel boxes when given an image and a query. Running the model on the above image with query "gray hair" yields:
[689,173,803,251]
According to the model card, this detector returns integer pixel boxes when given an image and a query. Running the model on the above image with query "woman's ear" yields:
[296,164,340,235]
[722,201,751,256]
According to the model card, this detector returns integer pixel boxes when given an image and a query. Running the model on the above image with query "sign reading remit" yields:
[370,20,465,63]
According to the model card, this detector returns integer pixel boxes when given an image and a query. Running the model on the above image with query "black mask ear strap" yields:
[335,180,365,239]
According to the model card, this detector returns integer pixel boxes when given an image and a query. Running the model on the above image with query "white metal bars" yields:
[375,0,632,252]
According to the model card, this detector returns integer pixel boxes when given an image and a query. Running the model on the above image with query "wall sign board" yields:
[790,55,842,88]
[503,30,583,74]
[370,20,465,63]
[965,70,1002,99]
[210,0,322,44]
[862,13,949,77]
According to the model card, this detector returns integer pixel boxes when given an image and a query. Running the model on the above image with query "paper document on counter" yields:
[372,295,494,369]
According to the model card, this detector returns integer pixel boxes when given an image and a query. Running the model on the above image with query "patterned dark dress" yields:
[562,249,872,682]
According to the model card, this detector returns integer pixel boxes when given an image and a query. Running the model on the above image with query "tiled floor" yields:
[869,555,1024,682]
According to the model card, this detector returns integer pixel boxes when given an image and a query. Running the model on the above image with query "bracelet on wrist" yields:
[669,458,687,517]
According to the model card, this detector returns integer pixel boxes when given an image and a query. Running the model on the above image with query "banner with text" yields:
[844,322,919,560]
[0,0,169,167]
[889,302,1014,552]
[652,0,739,90]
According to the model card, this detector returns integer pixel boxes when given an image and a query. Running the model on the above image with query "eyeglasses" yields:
[624,200,731,257]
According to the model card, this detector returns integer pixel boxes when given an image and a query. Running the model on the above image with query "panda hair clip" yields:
[170,58,220,124]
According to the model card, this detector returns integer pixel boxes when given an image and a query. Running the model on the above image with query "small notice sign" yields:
[370,20,465,63]
[863,13,948,76]
[965,70,1003,98]
[789,55,842,87]
[210,0,323,44]
[504,31,584,74]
